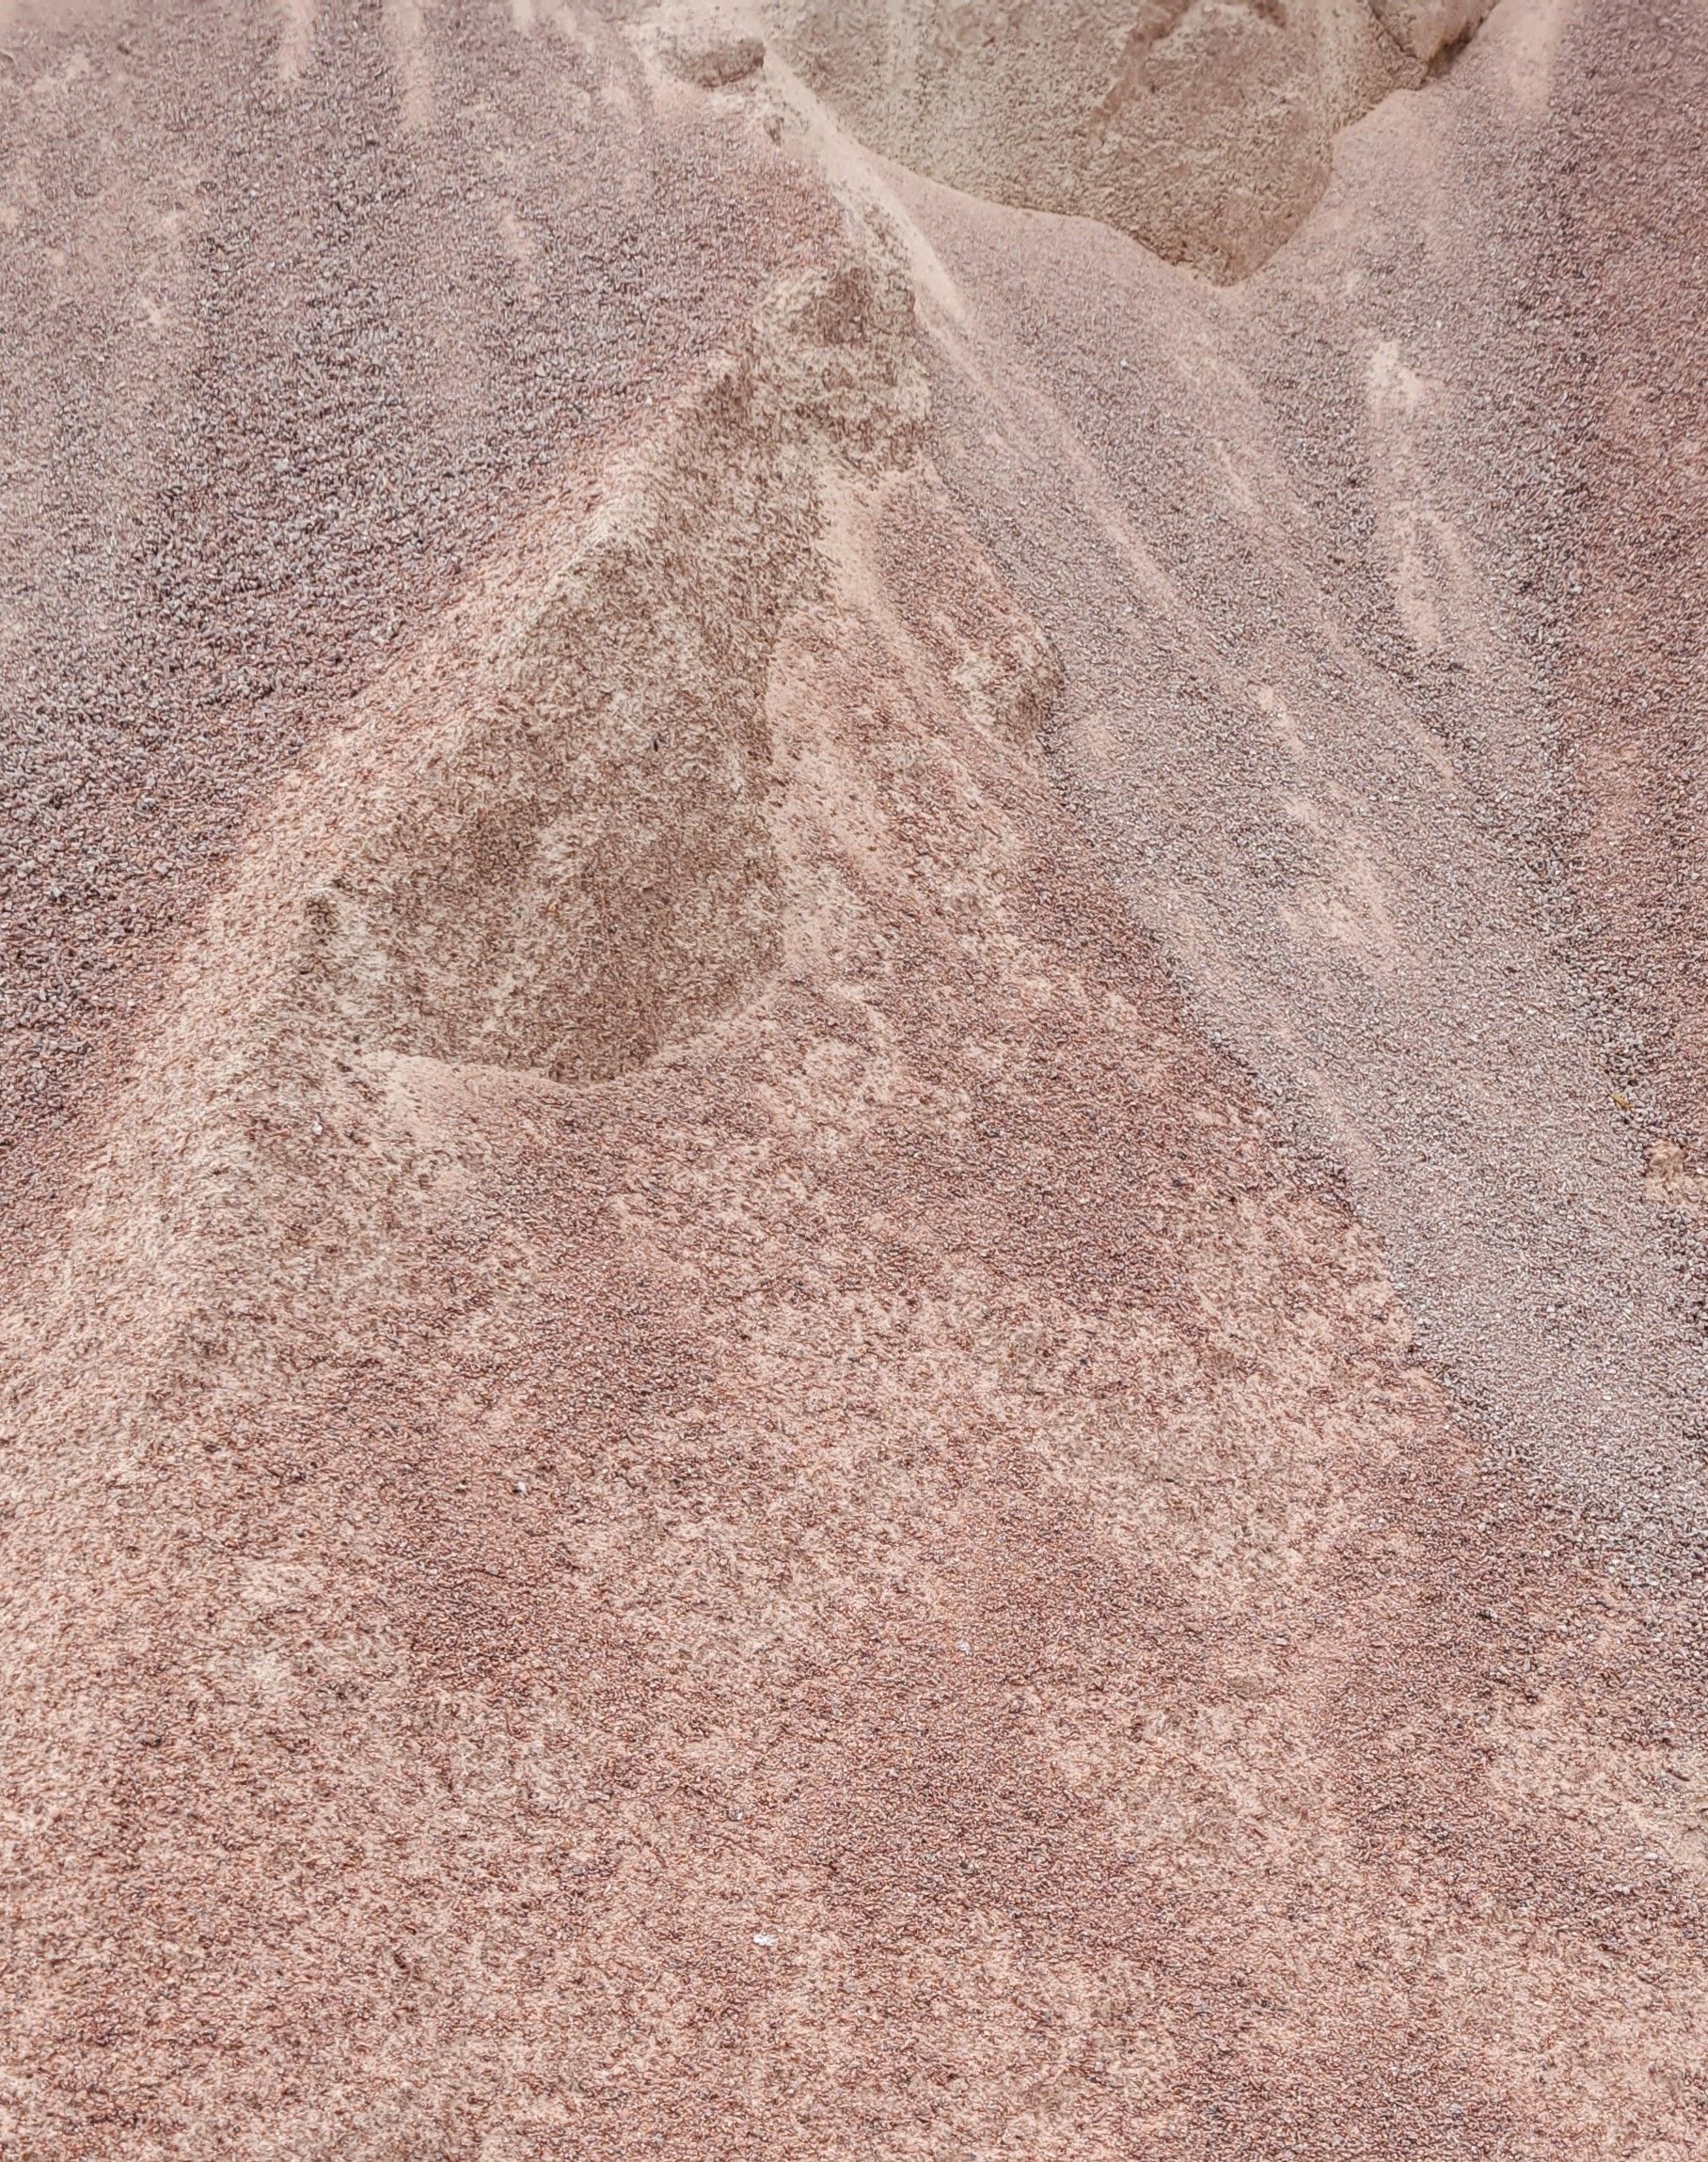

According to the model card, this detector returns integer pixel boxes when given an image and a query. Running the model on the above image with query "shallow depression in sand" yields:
[292,481,787,1089]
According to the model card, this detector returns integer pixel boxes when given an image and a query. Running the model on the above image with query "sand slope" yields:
[758,0,1494,280]
[2,1,1706,2155]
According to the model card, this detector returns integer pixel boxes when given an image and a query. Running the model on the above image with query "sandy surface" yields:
[886,0,1708,1548]
[756,0,1489,279]
[2,1,1706,2156]
[0,0,833,1242]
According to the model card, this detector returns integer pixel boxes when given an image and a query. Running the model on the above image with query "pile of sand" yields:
[2,1,1705,2155]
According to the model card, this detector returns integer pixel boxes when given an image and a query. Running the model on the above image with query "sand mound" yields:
[290,266,925,1087]
[6,207,1705,2156]
[5,0,1708,2154]
[759,0,1493,280]
[1,252,931,1442]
